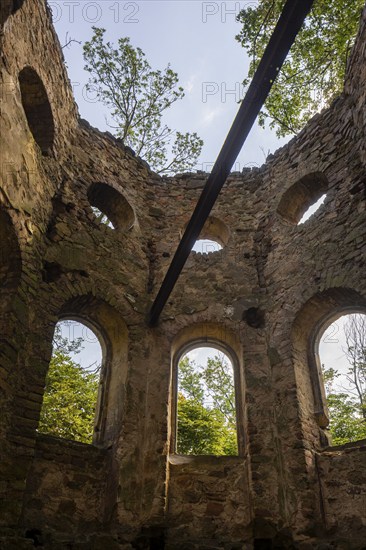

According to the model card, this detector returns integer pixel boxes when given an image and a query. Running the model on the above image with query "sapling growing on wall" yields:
[83,28,203,175]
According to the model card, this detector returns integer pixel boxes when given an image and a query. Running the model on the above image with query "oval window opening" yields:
[318,312,366,446]
[298,194,327,225]
[192,239,222,254]
[19,67,55,154]
[277,172,328,225]
[185,216,229,255]
[87,183,135,232]
[38,320,103,444]
[176,346,238,456]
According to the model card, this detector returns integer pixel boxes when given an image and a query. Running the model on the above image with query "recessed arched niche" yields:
[19,67,55,154]
[87,182,135,232]
[277,172,328,225]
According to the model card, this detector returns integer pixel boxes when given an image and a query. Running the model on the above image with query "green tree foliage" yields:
[322,314,366,445]
[83,28,203,174]
[176,354,238,455]
[323,367,366,445]
[38,326,100,444]
[236,0,364,137]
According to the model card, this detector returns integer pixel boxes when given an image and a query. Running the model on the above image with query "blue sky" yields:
[51,0,290,170]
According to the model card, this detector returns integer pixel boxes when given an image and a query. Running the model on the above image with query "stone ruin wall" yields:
[0,1,365,548]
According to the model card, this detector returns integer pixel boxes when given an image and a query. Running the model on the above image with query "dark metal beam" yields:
[147,0,315,327]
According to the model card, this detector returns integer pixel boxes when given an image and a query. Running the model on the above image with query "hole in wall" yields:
[41,262,63,283]
[38,319,103,444]
[12,0,25,14]
[277,172,328,225]
[243,307,265,329]
[25,529,43,547]
[254,540,273,550]
[18,67,55,155]
[318,312,366,446]
[87,182,135,231]
[176,346,238,456]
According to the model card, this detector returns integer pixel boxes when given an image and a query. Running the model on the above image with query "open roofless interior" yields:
[0,0,365,548]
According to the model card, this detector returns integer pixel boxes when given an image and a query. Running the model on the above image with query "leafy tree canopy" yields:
[323,366,366,445]
[38,325,100,444]
[83,28,203,174]
[236,0,364,137]
[177,354,238,455]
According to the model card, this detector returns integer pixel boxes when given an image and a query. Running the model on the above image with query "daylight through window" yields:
[318,312,366,446]
[176,346,238,456]
[192,239,223,254]
[38,319,103,444]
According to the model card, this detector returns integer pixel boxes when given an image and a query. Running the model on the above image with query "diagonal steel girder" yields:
[147,0,315,327]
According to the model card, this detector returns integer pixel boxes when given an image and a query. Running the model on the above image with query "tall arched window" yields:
[38,319,104,444]
[318,312,366,446]
[173,343,241,456]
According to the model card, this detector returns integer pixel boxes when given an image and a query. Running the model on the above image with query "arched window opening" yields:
[189,216,229,255]
[175,346,239,456]
[277,172,328,225]
[87,182,135,231]
[38,319,104,444]
[19,67,55,154]
[318,312,366,446]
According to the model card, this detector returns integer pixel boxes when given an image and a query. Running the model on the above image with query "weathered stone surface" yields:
[0,0,365,548]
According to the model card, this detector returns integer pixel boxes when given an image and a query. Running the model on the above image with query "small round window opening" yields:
[175,346,238,456]
[38,319,104,444]
[190,216,229,255]
[87,182,135,232]
[318,312,366,446]
[277,172,328,225]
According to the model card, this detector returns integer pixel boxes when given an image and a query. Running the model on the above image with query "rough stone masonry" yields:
[0,1,365,548]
